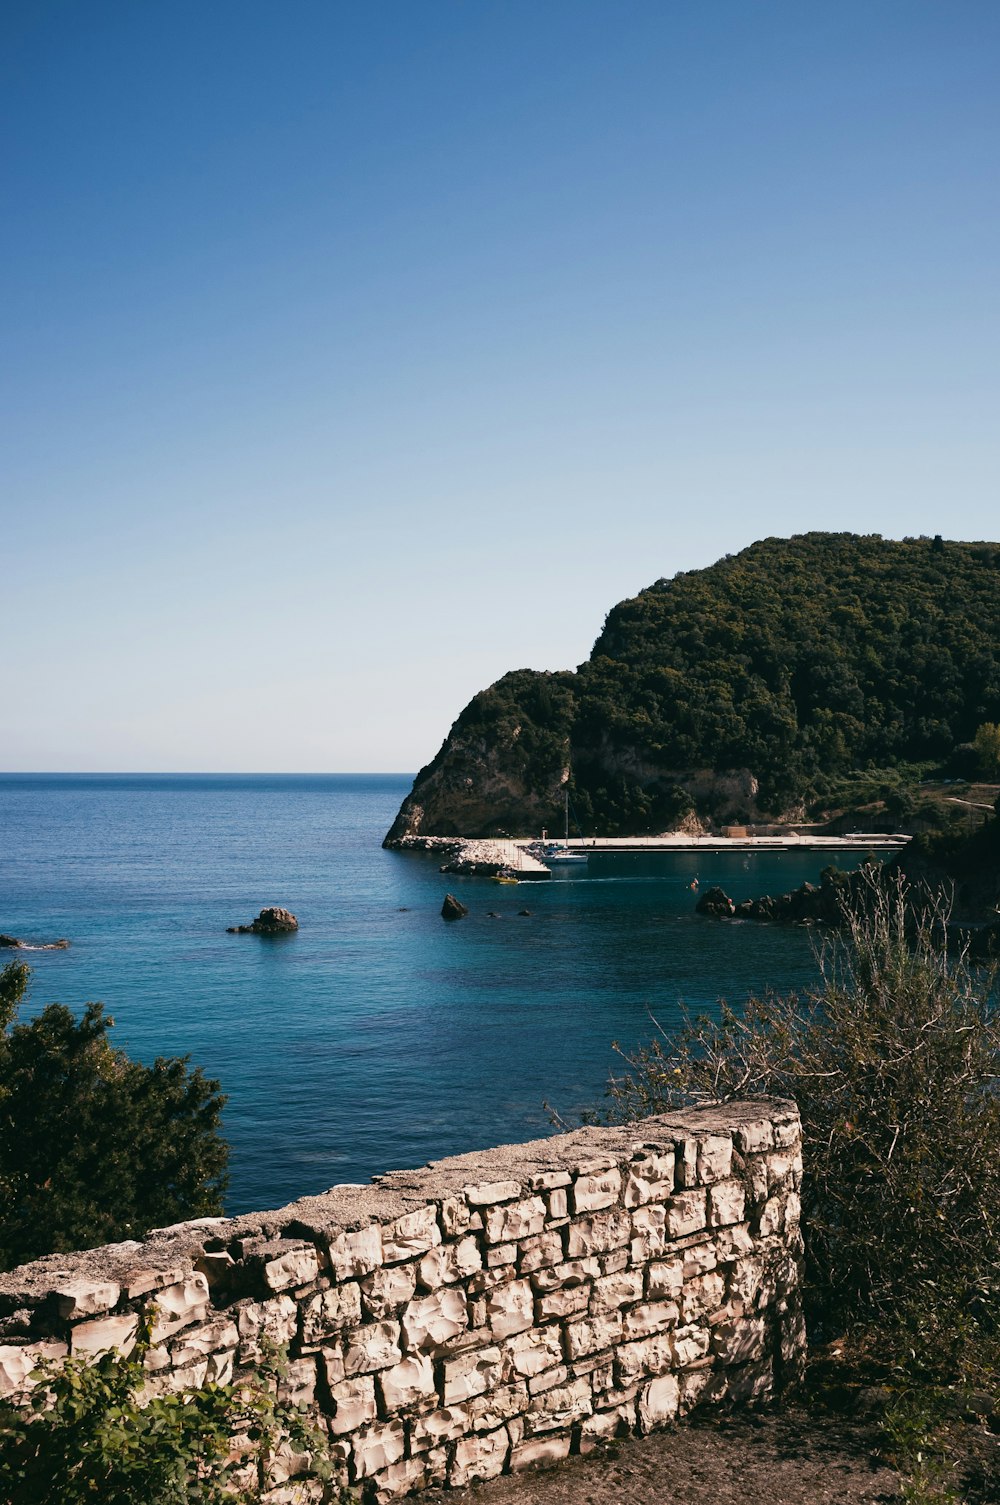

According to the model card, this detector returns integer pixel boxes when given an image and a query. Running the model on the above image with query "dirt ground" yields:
[422,1406,904,1505]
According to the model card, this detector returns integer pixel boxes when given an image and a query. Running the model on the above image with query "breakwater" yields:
[0,1102,804,1500]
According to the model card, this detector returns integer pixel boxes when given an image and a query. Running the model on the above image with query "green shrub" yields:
[0,1315,339,1505]
[0,964,228,1269]
[594,874,1000,1382]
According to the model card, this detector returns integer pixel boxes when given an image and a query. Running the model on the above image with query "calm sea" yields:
[0,775,857,1215]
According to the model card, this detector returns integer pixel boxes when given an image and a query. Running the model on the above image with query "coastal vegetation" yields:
[387,533,1000,841]
[0,963,228,1271]
[595,879,1000,1498]
[0,1317,336,1505]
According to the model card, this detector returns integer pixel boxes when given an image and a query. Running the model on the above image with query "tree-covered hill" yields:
[386,533,1000,841]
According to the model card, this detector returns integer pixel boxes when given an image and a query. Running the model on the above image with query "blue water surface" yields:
[0,775,855,1214]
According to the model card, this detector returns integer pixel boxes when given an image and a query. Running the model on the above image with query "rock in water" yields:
[695,886,736,918]
[227,906,299,935]
[441,894,469,921]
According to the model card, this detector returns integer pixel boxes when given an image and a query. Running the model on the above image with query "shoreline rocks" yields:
[0,934,70,950]
[227,906,298,936]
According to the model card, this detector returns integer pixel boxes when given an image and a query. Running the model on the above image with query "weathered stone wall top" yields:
[0,1102,805,1500]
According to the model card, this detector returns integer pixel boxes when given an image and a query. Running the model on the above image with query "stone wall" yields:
[0,1102,805,1501]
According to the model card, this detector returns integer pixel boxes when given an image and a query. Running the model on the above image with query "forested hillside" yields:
[386,533,1000,840]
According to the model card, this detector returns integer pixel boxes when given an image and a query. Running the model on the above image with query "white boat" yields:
[541,791,589,865]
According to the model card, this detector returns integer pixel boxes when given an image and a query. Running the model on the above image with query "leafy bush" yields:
[595,874,1000,1380]
[0,964,228,1270]
[0,1316,338,1504]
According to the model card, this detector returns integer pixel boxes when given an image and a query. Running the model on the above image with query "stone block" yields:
[537,1284,590,1321]
[674,1138,698,1187]
[374,1450,448,1499]
[510,1433,571,1471]
[505,1325,564,1378]
[410,1404,472,1451]
[402,1288,467,1351]
[352,1419,406,1479]
[527,1364,568,1395]
[55,1278,121,1319]
[622,1301,679,1340]
[381,1206,441,1264]
[579,1407,625,1453]
[246,1239,321,1293]
[565,1208,631,1258]
[441,1345,504,1403]
[149,1272,210,1340]
[666,1188,707,1238]
[464,1180,521,1207]
[300,1282,362,1344]
[629,1204,667,1262]
[638,1373,679,1430]
[320,1345,345,1387]
[679,1366,712,1413]
[734,1119,774,1154]
[517,1229,564,1274]
[616,1333,673,1385]
[531,1256,600,1294]
[275,1356,317,1408]
[590,1269,643,1313]
[546,1188,569,1219]
[439,1195,473,1239]
[711,1314,768,1366]
[468,1381,529,1431]
[418,1235,481,1289]
[169,1317,239,1367]
[361,1263,417,1319]
[526,1169,572,1192]
[0,1342,67,1399]
[525,1376,592,1434]
[236,1295,298,1363]
[647,1258,684,1299]
[571,1168,622,1214]
[772,1117,800,1148]
[486,1242,518,1269]
[564,1312,622,1360]
[696,1135,733,1185]
[71,1312,139,1356]
[756,1196,786,1239]
[681,1242,717,1280]
[714,1223,754,1261]
[343,1320,402,1375]
[486,1278,533,1339]
[378,1352,436,1412]
[485,1196,546,1244]
[708,1179,747,1228]
[682,1271,726,1322]
[451,1426,510,1485]
[672,1323,711,1367]
[329,1375,377,1434]
[327,1224,382,1281]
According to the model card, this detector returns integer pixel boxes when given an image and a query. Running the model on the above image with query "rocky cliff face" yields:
[386,534,1000,843]
[384,668,577,843]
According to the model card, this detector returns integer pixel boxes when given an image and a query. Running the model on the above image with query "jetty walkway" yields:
[393,831,910,881]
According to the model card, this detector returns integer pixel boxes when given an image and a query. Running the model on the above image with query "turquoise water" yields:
[0,775,856,1215]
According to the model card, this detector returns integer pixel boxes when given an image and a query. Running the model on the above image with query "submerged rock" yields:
[227,906,299,935]
[695,886,736,918]
[0,934,70,950]
[441,894,469,921]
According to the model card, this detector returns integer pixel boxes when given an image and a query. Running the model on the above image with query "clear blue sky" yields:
[3,1,998,771]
